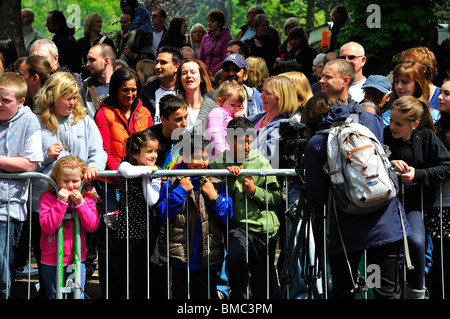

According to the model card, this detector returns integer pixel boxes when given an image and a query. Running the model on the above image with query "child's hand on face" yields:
[227,166,242,176]
[57,188,71,203]
[179,176,194,192]
[201,179,218,200]
[69,189,84,206]
[233,108,245,118]
[48,142,63,160]
[242,175,256,196]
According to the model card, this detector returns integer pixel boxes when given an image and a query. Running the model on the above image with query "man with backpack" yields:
[302,91,412,299]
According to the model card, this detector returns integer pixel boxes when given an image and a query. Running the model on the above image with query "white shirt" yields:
[349,77,366,103]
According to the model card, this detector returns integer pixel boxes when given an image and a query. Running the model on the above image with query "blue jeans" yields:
[405,210,426,289]
[41,261,86,299]
[0,220,22,299]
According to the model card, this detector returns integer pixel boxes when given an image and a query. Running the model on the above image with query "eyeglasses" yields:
[120,20,129,24]
[339,55,363,61]
[246,12,256,16]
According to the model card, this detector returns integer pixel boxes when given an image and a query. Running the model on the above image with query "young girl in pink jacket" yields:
[205,81,245,159]
[39,155,99,299]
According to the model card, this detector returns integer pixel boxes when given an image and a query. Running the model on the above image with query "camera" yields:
[278,118,308,170]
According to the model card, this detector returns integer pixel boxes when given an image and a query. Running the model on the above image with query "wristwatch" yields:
[213,194,220,203]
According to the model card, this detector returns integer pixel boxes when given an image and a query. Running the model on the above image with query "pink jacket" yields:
[205,106,233,158]
[198,28,233,75]
[39,192,99,266]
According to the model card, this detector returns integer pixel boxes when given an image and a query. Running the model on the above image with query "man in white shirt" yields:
[151,8,167,57]
[140,46,182,124]
[339,41,367,103]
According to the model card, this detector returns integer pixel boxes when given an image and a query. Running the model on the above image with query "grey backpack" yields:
[321,115,398,214]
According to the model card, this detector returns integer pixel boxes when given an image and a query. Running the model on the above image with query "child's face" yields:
[161,108,188,138]
[58,168,82,191]
[55,93,78,118]
[219,97,244,117]
[133,140,159,166]
[185,149,209,169]
[229,135,253,162]
[0,88,24,125]
[389,109,418,142]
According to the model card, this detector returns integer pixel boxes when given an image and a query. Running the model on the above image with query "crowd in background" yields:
[0,0,450,300]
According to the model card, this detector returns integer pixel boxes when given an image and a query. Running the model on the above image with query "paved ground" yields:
[15,258,102,300]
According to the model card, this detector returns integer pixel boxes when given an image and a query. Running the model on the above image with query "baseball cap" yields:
[362,75,392,94]
[221,54,248,72]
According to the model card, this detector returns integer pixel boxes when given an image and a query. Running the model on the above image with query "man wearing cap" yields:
[339,41,367,103]
[360,75,392,116]
[217,53,263,117]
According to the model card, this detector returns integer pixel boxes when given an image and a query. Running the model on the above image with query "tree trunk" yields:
[0,0,26,57]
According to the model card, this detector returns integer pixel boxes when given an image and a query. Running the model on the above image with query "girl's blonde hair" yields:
[34,72,87,134]
[45,155,88,195]
[216,81,246,103]
[246,56,269,89]
[390,95,435,133]
[281,71,313,110]
[263,75,298,117]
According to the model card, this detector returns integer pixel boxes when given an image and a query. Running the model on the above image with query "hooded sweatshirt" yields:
[31,113,107,211]
[0,106,42,221]
[198,27,233,75]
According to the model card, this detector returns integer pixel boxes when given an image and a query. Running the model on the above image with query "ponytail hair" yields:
[390,95,435,134]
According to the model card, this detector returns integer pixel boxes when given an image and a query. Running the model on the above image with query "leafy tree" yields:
[339,0,440,75]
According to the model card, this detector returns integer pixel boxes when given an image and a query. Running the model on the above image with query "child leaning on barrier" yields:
[0,72,43,299]
[209,117,282,299]
[39,156,99,299]
[157,136,233,299]
[116,130,162,298]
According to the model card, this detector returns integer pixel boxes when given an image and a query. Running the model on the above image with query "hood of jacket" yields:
[313,104,358,133]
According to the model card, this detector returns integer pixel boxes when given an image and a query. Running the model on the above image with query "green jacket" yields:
[209,148,281,238]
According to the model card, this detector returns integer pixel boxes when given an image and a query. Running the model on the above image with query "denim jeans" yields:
[41,261,86,299]
[0,220,22,299]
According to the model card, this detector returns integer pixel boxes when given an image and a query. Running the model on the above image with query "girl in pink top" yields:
[205,82,246,158]
[39,155,99,299]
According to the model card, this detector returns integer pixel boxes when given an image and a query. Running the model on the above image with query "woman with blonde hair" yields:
[246,56,269,92]
[249,75,298,166]
[77,12,115,79]
[190,23,207,58]
[281,71,313,116]
[31,72,107,293]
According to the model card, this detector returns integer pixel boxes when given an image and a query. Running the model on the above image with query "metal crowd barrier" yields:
[0,170,448,299]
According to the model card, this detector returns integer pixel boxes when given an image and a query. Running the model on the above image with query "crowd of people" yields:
[0,1,450,301]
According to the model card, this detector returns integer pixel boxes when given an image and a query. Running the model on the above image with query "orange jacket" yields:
[95,98,153,172]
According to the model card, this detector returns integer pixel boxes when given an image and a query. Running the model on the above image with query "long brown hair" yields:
[175,59,213,97]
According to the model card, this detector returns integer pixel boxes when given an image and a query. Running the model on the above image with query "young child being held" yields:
[39,156,99,299]
[209,117,282,299]
[205,81,245,159]
[116,130,162,298]
[157,137,233,299]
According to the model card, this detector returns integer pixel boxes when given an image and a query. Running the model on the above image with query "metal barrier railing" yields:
[0,170,448,299]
